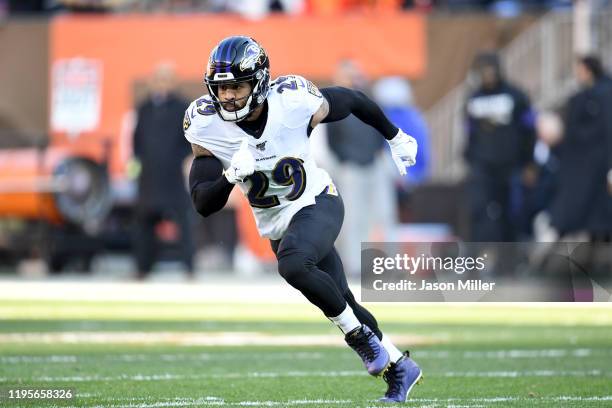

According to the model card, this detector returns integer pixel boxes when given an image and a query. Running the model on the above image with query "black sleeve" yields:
[320,86,398,140]
[189,155,235,217]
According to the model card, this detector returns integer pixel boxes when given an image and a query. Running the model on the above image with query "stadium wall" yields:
[0,13,535,155]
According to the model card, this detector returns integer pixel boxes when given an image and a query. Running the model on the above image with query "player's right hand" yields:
[224,138,255,184]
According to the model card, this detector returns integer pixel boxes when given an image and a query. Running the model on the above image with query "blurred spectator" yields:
[464,51,536,242]
[125,0,203,13]
[220,0,304,17]
[306,0,402,15]
[0,1,6,19]
[548,55,612,242]
[7,0,50,13]
[7,0,130,14]
[4,0,574,14]
[268,0,306,14]
[132,63,194,279]
[373,76,430,187]
[519,111,562,238]
[437,0,570,13]
[326,60,397,276]
[372,76,430,222]
[58,0,112,13]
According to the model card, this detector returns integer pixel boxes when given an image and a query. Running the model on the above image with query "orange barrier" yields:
[46,13,425,258]
[235,194,276,261]
[0,150,63,223]
[50,13,425,176]
[0,143,109,224]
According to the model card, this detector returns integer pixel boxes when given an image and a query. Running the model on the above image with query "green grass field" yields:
[1,296,611,407]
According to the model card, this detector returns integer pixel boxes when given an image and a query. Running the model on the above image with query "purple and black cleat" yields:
[345,325,390,376]
[379,351,423,403]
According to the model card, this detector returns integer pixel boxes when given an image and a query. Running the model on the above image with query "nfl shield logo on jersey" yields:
[183,111,191,131]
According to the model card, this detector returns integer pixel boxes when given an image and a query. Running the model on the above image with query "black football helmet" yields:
[204,36,271,122]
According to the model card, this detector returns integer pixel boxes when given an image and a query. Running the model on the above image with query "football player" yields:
[185,35,421,403]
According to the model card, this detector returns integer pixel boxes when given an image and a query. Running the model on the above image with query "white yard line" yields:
[0,370,368,383]
[0,355,79,363]
[32,398,353,408]
[19,395,612,408]
[0,348,604,365]
[443,369,606,377]
[413,348,598,359]
[74,395,612,402]
[1,369,610,384]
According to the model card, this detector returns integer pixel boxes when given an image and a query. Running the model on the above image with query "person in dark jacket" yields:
[549,55,612,242]
[132,63,194,278]
[464,52,536,242]
[324,60,398,277]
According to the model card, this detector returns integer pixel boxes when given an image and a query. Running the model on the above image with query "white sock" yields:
[329,304,361,334]
[381,333,404,362]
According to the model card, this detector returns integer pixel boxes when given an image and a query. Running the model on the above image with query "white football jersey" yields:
[184,75,333,240]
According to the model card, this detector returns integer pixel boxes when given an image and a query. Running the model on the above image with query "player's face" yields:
[218,82,252,111]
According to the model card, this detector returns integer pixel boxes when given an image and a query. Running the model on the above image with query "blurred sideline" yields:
[1,277,611,306]
[0,275,309,304]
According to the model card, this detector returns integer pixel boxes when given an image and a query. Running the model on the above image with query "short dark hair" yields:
[578,55,605,80]
[473,52,501,71]
[473,51,503,81]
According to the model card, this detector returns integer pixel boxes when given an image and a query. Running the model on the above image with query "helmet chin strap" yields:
[219,94,254,122]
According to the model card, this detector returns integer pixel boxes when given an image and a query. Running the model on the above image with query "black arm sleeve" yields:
[320,86,399,140]
[189,156,235,217]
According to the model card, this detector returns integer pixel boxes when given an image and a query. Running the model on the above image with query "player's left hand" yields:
[387,129,418,176]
